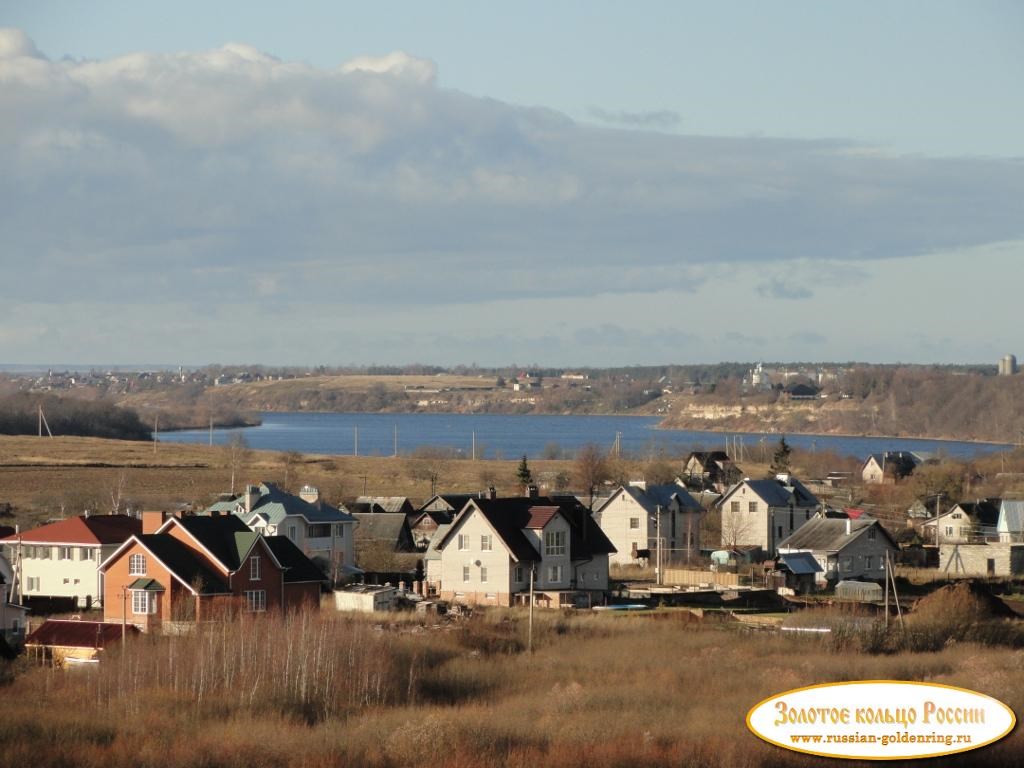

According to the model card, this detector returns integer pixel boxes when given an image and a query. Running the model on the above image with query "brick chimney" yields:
[142,510,168,534]
[244,485,260,514]
[525,484,538,498]
[299,485,320,504]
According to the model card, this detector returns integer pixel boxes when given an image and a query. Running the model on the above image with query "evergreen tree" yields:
[769,436,792,477]
[516,454,533,485]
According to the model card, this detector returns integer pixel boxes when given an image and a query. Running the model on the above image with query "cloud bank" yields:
[0,29,1022,364]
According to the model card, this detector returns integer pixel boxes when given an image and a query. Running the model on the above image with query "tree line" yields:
[0,393,151,440]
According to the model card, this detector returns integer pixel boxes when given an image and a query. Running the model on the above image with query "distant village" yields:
[3,440,1022,665]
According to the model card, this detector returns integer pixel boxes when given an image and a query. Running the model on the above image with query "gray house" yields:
[777,517,899,586]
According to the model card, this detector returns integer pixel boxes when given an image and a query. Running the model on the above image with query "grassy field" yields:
[4,607,1023,768]
[0,435,593,529]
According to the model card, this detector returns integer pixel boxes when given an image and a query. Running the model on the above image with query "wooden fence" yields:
[662,568,741,587]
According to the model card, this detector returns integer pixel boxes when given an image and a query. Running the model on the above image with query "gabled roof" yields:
[423,523,452,561]
[953,498,1002,528]
[26,620,139,649]
[168,515,254,571]
[0,515,140,546]
[418,494,475,514]
[863,451,924,473]
[262,536,327,583]
[212,483,354,526]
[352,513,414,548]
[603,484,703,515]
[438,497,616,562]
[354,496,414,515]
[721,477,819,509]
[134,534,231,593]
[997,500,1024,534]
[778,518,898,554]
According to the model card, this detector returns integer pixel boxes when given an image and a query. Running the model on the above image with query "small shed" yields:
[333,584,398,613]
[25,619,139,666]
[776,552,823,594]
[835,580,883,603]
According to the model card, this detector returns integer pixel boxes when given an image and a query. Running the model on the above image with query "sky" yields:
[1,2,1023,367]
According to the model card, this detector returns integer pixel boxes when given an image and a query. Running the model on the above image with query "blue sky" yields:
[1,2,1023,366]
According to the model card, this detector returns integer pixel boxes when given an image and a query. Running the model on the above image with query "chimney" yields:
[142,510,168,535]
[525,484,538,498]
[299,485,320,504]
[244,485,260,514]
[484,486,497,500]
[628,480,647,491]
[776,473,791,486]
[845,518,851,535]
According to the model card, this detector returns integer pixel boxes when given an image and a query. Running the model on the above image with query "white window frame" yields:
[58,546,73,561]
[548,565,563,583]
[462,565,470,582]
[544,530,566,557]
[250,555,261,581]
[129,553,147,576]
[480,534,492,551]
[513,565,524,583]
[132,590,156,615]
[244,590,267,612]
[480,566,488,583]
[458,534,470,551]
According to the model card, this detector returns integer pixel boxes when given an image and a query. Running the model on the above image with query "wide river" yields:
[157,412,1013,461]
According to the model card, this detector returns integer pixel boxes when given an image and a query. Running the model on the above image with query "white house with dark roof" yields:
[717,474,820,555]
[921,498,1001,545]
[432,495,615,608]
[777,517,898,586]
[207,483,356,580]
[593,482,703,566]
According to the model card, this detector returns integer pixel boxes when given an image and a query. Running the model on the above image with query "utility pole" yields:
[472,431,476,461]
[393,424,398,457]
[354,426,359,457]
[655,504,663,586]
[527,564,535,654]
[153,413,159,454]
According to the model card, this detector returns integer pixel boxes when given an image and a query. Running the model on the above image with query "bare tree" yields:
[574,443,610,510]
[407,446,454,497]
[281,450,304,491]
[718,504,754,549]
[223,434,252,495]
[109,470,128,514]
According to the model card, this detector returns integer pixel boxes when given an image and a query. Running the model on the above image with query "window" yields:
[335,524,345,538]
[39,547,50,560]
[864,556,873,569]
[307,524,331,538]
[867,527,876,541]
[513,565,524,583]
[26,577,39,592]
[730,501,741,514]
[63,578,70,584]
[462,565,470,582]
[748,502,757,514]
[250,555,261,581]
[480,534,492,551]
[458,534,470,551]
[244,590,266,612]
[480,566,488,583]
[952,512,962,519]
[80,547,94,561]
[132,590,156,615]
[287,525,297,541]
[841,557,852,572]
[945,526,954,536]
[544,530,566,556]
[58,547,73,561]
[547,565,563,582]
[129,554,146,575]
[629,517,640,529]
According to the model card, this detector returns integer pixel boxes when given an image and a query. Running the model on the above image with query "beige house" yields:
[593,482,703,566]
[921,499,1000,545]
[861,451,926,485]
[432,495,615,608]
[0,515,141,609]
[717,474,820,555]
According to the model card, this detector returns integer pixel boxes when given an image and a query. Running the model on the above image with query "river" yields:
[156,412,1013,461]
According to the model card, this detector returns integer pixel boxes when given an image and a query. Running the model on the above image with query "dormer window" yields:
[129,554,147,576]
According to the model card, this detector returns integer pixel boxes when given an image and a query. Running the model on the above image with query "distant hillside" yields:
[0,393,151,441]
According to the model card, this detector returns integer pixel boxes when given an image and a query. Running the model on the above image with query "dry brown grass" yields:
[3,608,1023,767]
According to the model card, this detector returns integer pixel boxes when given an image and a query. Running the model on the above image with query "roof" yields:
[953,498,1002,528]
[354,496,414,514]
[26,620,139,649]
[423,523,452,561]
[0,515,140,545]
[723,477,819,509]
[127,577,165,591]
[170,515,254,571]
[418,494,475,514]
[438,496,616,562]
[607,484,703,515]
[210,483,354,526]
[998,500,1024,534]
[352,513,413,544]
[135,534,230,593]
[863,451,924,473]
[263,536,327,583]
[778,518,898,554]
[778,552,823,575]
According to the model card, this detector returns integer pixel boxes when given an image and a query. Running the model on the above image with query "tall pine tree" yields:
[769,436,792,477]
[516,454,533,485]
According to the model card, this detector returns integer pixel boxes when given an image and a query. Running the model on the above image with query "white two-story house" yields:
[717,474,820,556]
[593,482,704,566]
[207,483,356,583]
[432,495,615,608]
[1,515,141,609]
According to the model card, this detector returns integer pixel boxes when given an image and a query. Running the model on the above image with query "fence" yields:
[662,568,741,587]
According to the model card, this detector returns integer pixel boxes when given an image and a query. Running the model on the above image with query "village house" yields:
[0,552,29,648]
[939,541,1024,578]
[921,498,1001,545]
[98,512,324,632]
[680,451,739,491]
[207,483,355,581]
[593,482,703,566]
[996,500,1024,543]
[0,514,141,609]
[860,451,927,485]
[431,494,615,608]
[350,496,416,516]
[777,517,899,586]
[411,493,476,549]
[717,474,820,556]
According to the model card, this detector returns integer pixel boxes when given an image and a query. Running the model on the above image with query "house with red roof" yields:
[431,494,616,608]
[99,511,325,632]
[0,515,141,609]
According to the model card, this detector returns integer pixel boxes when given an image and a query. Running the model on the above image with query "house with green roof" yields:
[98,511,325,631]
[208,483,356,582]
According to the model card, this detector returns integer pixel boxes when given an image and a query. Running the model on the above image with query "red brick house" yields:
[99,512,324,631]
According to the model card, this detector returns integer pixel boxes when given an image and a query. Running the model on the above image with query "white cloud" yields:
[339,51,436,84]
